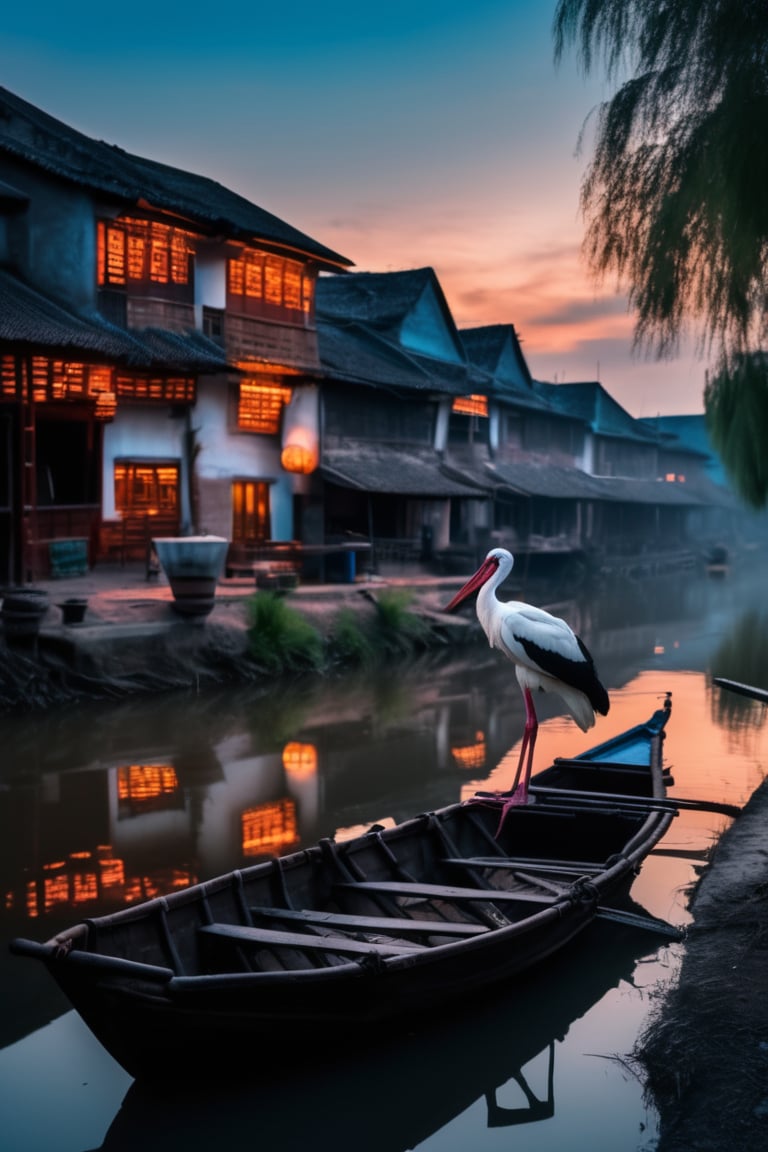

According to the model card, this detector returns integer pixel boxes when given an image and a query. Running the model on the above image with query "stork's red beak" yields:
[443,556,498,612]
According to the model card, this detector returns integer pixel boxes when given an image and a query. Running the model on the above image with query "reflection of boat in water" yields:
[88,915,658,1152]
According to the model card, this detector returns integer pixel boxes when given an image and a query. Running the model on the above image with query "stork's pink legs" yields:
[468,687,538,836]
[510,687,539,802]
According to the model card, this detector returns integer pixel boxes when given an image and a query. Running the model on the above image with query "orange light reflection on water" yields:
[459,669,768,927]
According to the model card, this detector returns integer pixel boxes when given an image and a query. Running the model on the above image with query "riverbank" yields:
[0,564,474,711]
[636,776,768,1151]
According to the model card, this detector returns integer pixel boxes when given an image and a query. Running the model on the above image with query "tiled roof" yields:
[321,445,486,496]
[460,324,531,385]
[639,415,715,462]
[460,325,512,369]
[460,327,567,411]
[0,269,230,374]
[318,319,473,396]
[133,328,229,373]
[318,269,479,394]
[408,353,474,395]
[317,321,435,391]
[0,86,351,270]
[587,475,706,506]
[534,380,658,442]
[317,268,438,328]
[0,269,144,360]
[446,456,716,506]
[448,459,601,500]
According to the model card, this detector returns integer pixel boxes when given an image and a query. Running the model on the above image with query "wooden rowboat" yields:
[10,694,675,1081]
[93,916,658,1149]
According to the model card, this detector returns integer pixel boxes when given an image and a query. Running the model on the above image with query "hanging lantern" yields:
[282,741,318,781]
[281,385,319,473]
[281,442,317,474]
[94,391,118,421]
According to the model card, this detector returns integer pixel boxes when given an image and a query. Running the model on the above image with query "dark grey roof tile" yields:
[0,86,351,269]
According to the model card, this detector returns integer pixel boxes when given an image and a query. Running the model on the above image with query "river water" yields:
[2,561,768,1152]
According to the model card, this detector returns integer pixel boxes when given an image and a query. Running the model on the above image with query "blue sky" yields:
[3,2,705,414]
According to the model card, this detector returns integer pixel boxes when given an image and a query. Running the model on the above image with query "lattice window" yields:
[264,255,283,304]
[114,462,179,514]
[242,799,298,856]
[237,380,292,433]
[6,357,111,403]
[244,253,263,298]
[0,356,17,398]
[149,226,169,283]
[117,764,182,817]
[88,366,113,396]
[452,394,488,417]
[98,219,193,288]
[115,375,195,403]
[228,247,314,319]
[127,233,145,279]
[98,224,127,285]
[1,357,118,404]
[118,764,178,801]
[283,262,302,309]
[228,258,244,295]
[170,232,189,283]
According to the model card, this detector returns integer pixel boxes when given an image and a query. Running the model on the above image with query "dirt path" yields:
[637,778,768,1151]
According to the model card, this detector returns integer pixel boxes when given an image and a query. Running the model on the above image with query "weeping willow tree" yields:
[553,0,768,505]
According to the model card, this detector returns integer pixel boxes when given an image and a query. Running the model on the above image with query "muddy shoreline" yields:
[637,779,768,1151]
[0,582,470,712]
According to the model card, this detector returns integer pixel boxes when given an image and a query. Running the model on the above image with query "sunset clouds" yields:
[3,1,707,414]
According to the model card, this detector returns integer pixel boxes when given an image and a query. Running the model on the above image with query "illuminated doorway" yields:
[231,480,271,544]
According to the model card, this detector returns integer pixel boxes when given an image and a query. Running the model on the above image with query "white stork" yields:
[444,548,609,808]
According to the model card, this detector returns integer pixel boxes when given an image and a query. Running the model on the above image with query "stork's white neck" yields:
[476,565,508,649]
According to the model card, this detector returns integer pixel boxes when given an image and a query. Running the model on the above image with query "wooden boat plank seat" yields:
[249,906,489,937]
[439,857,605,875]
[333,880,562,906]
[199,923,425,957]
[527,785,677,811]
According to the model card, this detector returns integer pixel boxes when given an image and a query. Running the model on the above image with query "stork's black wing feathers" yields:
[516,632,610,716]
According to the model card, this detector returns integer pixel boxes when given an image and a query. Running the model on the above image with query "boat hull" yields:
[11,697,675,1080]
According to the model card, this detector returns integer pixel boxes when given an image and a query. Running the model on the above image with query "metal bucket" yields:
[58,598,88,626]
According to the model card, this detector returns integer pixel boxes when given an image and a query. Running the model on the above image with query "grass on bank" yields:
[246,593,325,675]
[247,589,438,676]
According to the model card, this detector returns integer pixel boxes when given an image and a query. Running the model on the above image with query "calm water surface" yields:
[2,563,768,1152]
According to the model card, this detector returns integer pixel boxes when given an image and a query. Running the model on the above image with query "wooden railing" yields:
[99,512,179,568]
[225,540,371,584]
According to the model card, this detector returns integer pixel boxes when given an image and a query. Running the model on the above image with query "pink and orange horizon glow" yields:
[4,1,708,416]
